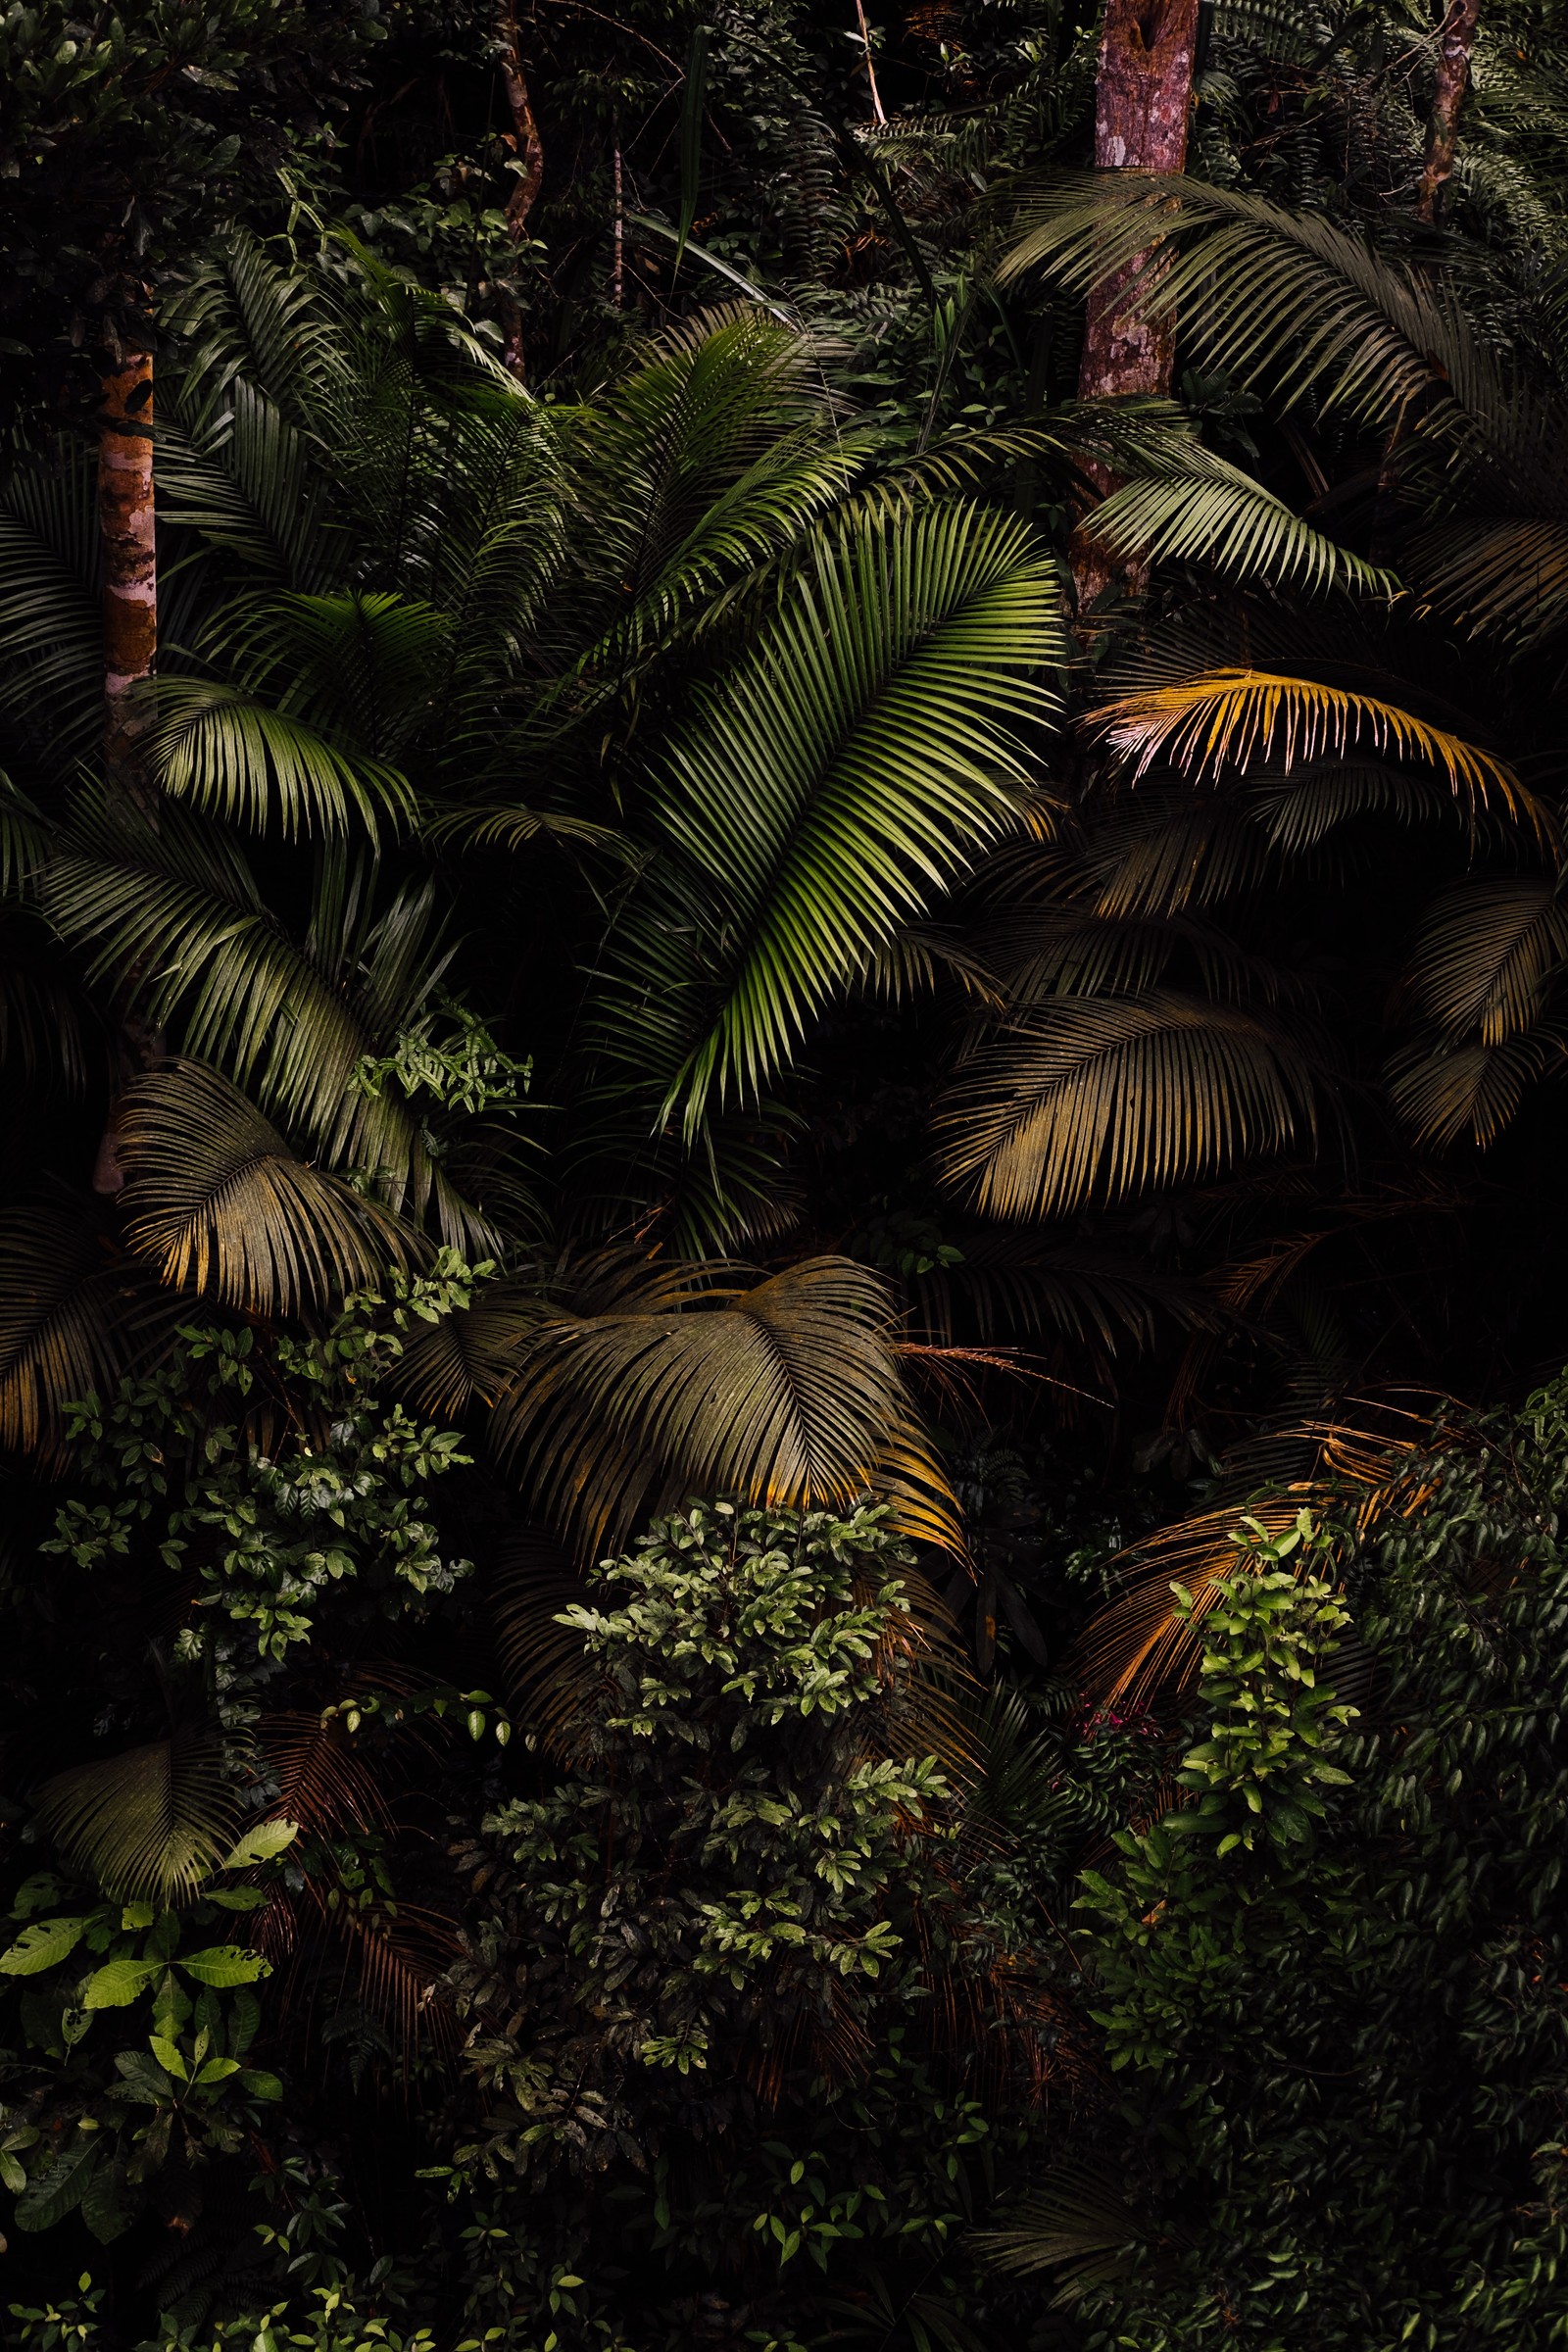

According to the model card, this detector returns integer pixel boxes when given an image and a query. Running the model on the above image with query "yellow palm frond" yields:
[1088,670,1544,840]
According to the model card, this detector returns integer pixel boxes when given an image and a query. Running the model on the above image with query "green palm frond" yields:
[1086,457,1389,598]
[149,679,416,839]
[554,314,873,701]
[33,1737,241,1907]
[44,808,494,1251]
[1396,880,1568,1044]
[119,1060,419,1314]
[938,994,1321,1220]
[157,383,346,590]
[974,2167,1148,2302]
[1247,760,1486,856]
[595,502,1061,1146]
[1407,519,1568,652]
[999,172,1501,442]
[1089,671,1542,836]
[0,443,103,767]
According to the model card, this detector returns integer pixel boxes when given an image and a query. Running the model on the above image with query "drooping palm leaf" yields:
[150,678,416,840]
[1000,173,1503,445]
[1396,879,1568,1045]
[118,1060,419,1315]
[1089,670,1542,835]
[0,1206,170,1464]
[938,994,1322,1221]
[595,501,1062,1146]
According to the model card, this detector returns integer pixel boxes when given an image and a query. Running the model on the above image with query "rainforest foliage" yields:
[4,0,1568,2343]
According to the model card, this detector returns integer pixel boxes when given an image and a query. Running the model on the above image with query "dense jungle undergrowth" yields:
[5,0,1568,2343]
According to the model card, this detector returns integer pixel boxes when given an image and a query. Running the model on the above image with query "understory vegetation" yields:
[4,0,1568,2343]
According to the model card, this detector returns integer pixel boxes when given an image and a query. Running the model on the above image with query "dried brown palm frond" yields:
[255,1710,394,1838]
[1076,1401,1444,1704]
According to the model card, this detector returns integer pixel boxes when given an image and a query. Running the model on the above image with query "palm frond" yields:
[1386,1027,1568,1149]
[1087,460,1389,598]
[0,1206,168,1465]
[1396,879,1568,1044]
[149,680,416,841]
[0,444,104,767]
[597,501,1061,1145]
[938,994,1321,1220]
[975,2167,1148,2303]
[482,1256,909,1558]
[34,1738,240,1907]
[999,172,1504,444]
[1089,671,1542,838]
[118,1060,419,1315]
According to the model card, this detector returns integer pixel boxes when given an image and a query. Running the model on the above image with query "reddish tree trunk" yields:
[1074,0,1200,612]
[99,348,158,802]
[496,1,545,379]
[94,347,162,1195]
[1416,0,1482,222]
[1078,0,1200,401]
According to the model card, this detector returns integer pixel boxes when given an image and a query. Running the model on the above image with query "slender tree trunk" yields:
[1073,0,1200,612]
[495,0,545,379]
[612,137,624,308]
[99,347,158,803]
[1415,0,1481,222]
[94,344,162,1194]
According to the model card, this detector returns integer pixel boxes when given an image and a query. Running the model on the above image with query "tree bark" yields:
[94,345,163,1194]
[1415,0,1482,222]
[99,347,158,803]
[1074,0,1200,612]
[495,0,545,379]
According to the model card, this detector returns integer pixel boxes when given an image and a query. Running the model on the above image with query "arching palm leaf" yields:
[150,678,416,840]
[594,501,1062,1147]
[0,1207,170,1464]
[402,1255,913,1559]
[938,994,1322,1220]
[1090,670,1541,834]
[1396,879,1568,1045]
[118,1060,419,1314]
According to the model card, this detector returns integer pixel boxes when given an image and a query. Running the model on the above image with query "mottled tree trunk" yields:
[1416,0,1482,222]
[99,348,157,803]
[1074,0,1201,611]
[496,0,546,379]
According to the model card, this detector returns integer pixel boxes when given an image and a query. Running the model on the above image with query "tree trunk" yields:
[496,0,546,379]
[99,347,158,803]
[1074,0,1201,613]
[1078,0,1201,404]
[94,345,162,1195]
[1416,0,1482,222]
